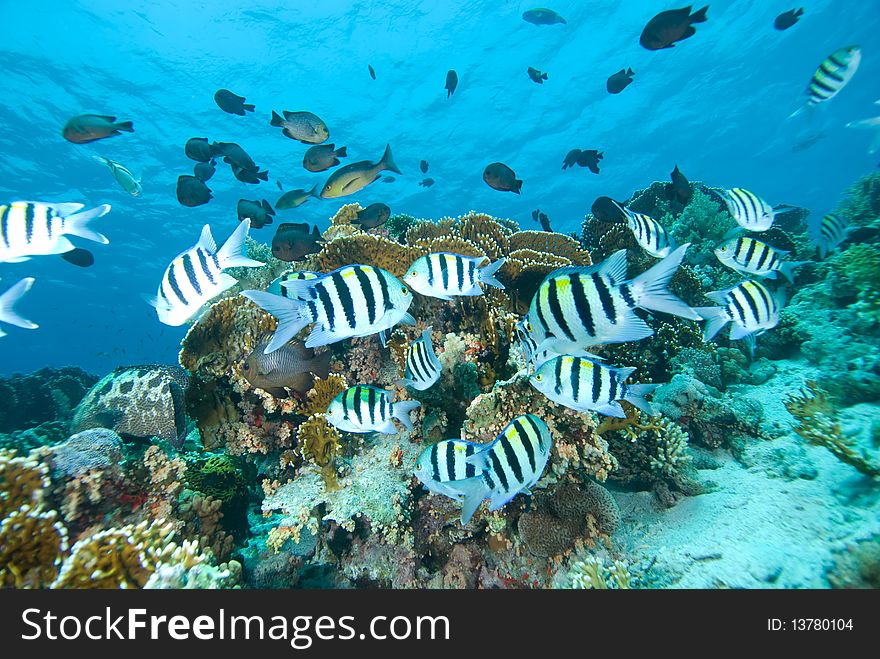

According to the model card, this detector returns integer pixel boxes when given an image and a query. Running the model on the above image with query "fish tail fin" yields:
[542,72,548,80]
[114,121,134,132]
[392,400,421,432]
[240,290,311,353]
[258,170,269,181]
[64,204,111,245]
[381,144,401,175]
[0,278,38,329]
[216,219,264,269]
[627,67,634,76]
[452,476,488,526]
[795,8,804,17]
[624,383,660,415]
[777,260,805,284]
[336,146,347,157]
[243,103,255,113]
[691,5,708,22]
[513,179,523,194]
[270,110,284,127]
[694,307,730,342]
[630,244,701,320]
[478,258,507,289]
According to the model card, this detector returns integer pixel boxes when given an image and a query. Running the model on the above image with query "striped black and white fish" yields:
[695,279,785,345]
[529,355,658,418]
[613,201,675,258]
[810,213,855,260]
[267,270,320,298]
[0,278,38,339]
[0,201,110,263]
[413,438,484,500]
[515,314,601,367]
[148,220,264,326]
[242,264,415,352]
[325,385,420,434]
[527,245,700,355]
[403,252,506,300]
[714,236,805,283]
[399,326,442,390]
[443,414,552,525]
[790,46,861,118]
[719,188,776,231]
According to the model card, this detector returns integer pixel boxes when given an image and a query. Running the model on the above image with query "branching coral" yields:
[785,382,880,478]
[564,555,633,589]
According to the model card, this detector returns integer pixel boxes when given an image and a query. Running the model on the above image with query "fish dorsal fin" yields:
[706,289,731,305]
[196,224,217,253]
[544,250,629,281]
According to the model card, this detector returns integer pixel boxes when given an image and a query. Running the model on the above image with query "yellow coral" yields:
[308,232,419,279]
[298,374,349,416]
[508,231,591,265]
[0,450,49,517]
[0,505,69,588]
[455,212,513,259]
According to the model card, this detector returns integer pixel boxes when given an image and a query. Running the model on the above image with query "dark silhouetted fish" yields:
[63,114,133,144]
[791,132,826,153]
[276,184,319,210]
[61,248,94,268]
[420,160,429,173]
[270,110,329,144]
[666,165,692,203]
[522,8,566,25]
[354,203,391,229]
[194,159,216,182]
[445,70,458,98]
[577,150,603,174]
[419,178,435,188]
[319,144,400,198]
[214,89,255,115]
[185,137,217,162]
[532,209,552,232]
[607,68,635,94]
[562,149,582,169]
[242,340,331,397]
[640,5,708,50]
[591,196,627,223]
[176,175,212,207]
[238,199,276,229]
[774,8,803,31]
[212,141,256,170]
[527,67,548,84]
[233,165,269,184]
[382,176,396,183]
[271,223,323,261]
[483,162,522,193]
[303,144,348,172]
[276,180,284,191]
[368,64,376,80]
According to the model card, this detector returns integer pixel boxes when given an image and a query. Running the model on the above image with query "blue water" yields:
[0,0,878,375]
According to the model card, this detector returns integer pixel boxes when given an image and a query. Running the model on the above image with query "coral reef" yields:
[0,367,97,435]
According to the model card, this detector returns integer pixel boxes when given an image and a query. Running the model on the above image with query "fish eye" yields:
[415,462,421,470]
[401,286,409,295]
[524,321,532,332]
[534,374,543,381]
[409,272,418,278]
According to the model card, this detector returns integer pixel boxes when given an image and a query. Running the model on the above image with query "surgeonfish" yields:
[267,270,320,298]
[0,201,110,263]
[319,144,401,198]
[148,220,264,326]
[810,213,855,259]
[529,356,658,418]
[0,278,38,338]
[790,46,861,118]
[718,188,777,231]
[241,339,330,397]
[445,414,552,525]
[640,5,708,50]
[325,385,421,435]
[613,201,675,258]
[62,114,133,144]
[404,252,506,300]
[270,110,329,144]
[527,245,700,355]
[695,279,785,345]
[214,89,255,115]
[94,156,141,197]
[414,439,485,500]
[241,264,415,352]
[714,236,805,283]
[399,326,442,390]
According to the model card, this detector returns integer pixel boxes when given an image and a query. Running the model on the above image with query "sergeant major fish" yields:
[714,236,804,283]
[94,156,141,197]
[267,270,320,298]
[0,201,110,263]
[810,213,854,259]
[695,279,785,346]
[414,439,484,500]
[147,220,264,326]
[241,263,415,352]
[0,278,38,338]
[399,326,442,391]
[319,144,400,198]
[529,355,658,418]
[445,414,552,526]
[718,188,777,231]
[789,46,861,118]
[325,385,421,435]
[613,201,675,258]
[404,252,506,300]
[527,245,700,355]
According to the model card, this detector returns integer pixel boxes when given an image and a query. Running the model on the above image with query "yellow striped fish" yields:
[695,279,785,345]
[444,414,552,525]
[0,201,110,263]
[810,213,854,259]
[790,46,861,118]
[414,439,484,500]
[325,385,420,434]
[719,188,777,231]
[399,326,442,390]
[267,270,320,298]
[714,236,804,283]
[404,252,506,300]
[529,355,657,417]
[613,201,675,258]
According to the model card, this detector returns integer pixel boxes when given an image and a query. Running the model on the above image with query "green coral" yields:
[386,214,417,242]
[835,171,880,228]
[185,453,249,503]
[667,189,738,268]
